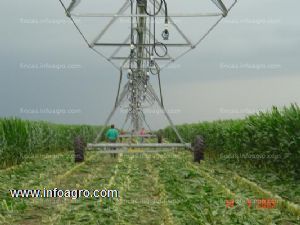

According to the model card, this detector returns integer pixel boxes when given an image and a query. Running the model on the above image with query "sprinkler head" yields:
[162,23,169,40]
[150,55,155,67]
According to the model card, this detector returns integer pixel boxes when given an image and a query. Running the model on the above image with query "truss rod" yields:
[109,34,131,59]
[94,43,191,47]
[71,12,223,18]
[147,84,188,147]
[94,83,129,143]
[90,0,131,47]
[58,0,119,70]
[111,57,171,61]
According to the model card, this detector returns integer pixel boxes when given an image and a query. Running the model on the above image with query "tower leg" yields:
[147,85,189,148]
[94,83,129,143]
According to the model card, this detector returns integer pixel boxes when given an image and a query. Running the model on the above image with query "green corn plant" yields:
[163,104,300,178]
[0,118,102,168]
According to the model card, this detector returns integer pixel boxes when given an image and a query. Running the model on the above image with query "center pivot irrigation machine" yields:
[58,0,237,160]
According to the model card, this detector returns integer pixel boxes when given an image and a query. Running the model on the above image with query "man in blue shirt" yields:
[106,124,119,142]
[106,124,119,158]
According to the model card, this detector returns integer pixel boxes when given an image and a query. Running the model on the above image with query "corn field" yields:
[0,107,299,224]
[164,104,300,178]
[0,118,102,168]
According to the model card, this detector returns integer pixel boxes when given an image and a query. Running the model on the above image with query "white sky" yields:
[0,0,299,129]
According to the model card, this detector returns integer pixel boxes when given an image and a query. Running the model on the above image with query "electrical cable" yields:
[154,42,168,57]
[160,0,238,71]
[145,0,168,24]
[145,0,163,16]
[58,0,90,47]
[162,0,168,24]
[151,0,168,58]
[129,0,134,69]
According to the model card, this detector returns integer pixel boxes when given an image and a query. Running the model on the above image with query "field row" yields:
[0,151,299,224]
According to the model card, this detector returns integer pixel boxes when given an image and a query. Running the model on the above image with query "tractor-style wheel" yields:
[193,135,204,163]
[74,136,85,163]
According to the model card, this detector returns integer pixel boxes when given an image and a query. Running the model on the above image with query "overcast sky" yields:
[0,0,299,129]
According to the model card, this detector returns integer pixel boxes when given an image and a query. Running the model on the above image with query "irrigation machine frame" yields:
[58,0,237,160]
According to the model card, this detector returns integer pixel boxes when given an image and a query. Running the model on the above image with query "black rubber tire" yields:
[193,135,205,163]
[157,133,163,143]
[74,136,85,163]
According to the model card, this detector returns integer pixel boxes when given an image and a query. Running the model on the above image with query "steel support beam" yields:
[87,143,191,149]
[93,83,129,143]
[94,43,191,47]
[86,148,190,154]
[119,134,156,138]
[71,13,223,18]
[111,56,171,61]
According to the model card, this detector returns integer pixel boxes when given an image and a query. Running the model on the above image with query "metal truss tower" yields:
[58,0,237,148]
